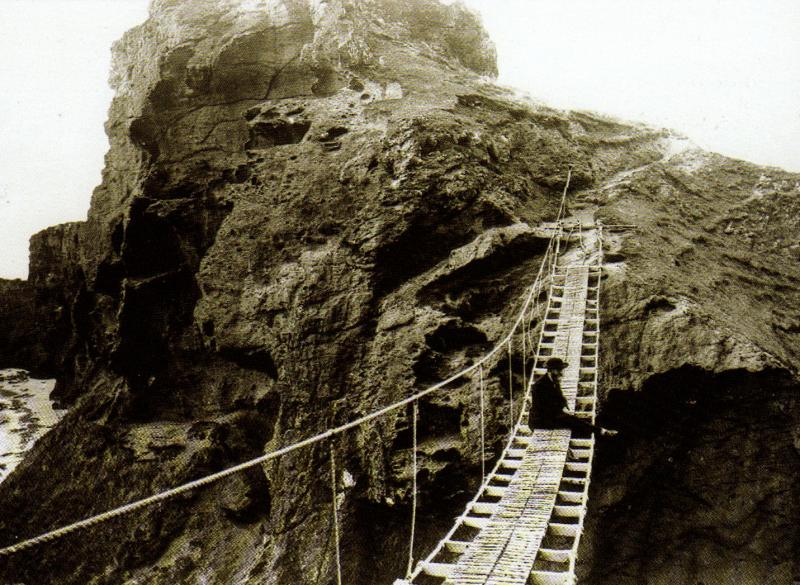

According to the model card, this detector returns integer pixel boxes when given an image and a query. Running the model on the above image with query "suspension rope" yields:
[405,401,418,578]
[404,169,575,584]
[577,221,589,257]
[526,283,539,387]
[479,365,485,480]
[521,312,527,399]
[406,247,571,583]
[593,226,605,426]
[507,339,514,430]
[0,174,576,559]
[330,441,343,585]
[556,167,572,221]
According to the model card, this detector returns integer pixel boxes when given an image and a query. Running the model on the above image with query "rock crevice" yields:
[0,1,798,584]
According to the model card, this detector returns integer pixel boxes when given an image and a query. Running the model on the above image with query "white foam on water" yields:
[0,368,66,482]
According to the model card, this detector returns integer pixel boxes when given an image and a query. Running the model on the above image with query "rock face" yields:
[582,367,800,585]
[579,146,800,585]
[0,222,82,379]
[0,1,798,584]
[0,279,37,370]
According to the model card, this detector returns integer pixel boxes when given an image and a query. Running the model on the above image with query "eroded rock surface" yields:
[581,368,800,585]
[0,280,37,371]
[578,141,800,585]
[0,223,83,380]
[0,1,798,584]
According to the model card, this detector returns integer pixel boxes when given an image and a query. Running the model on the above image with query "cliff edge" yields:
[0,1,798,584]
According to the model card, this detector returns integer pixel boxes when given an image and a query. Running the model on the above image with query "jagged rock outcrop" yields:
[579,147,800,585]
[0,1,798,584]
[0,279,37,369]
[0,223,83,379]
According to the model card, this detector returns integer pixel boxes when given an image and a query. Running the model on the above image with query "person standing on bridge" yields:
[527,357,617,436]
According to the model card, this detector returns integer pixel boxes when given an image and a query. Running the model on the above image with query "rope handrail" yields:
[405,180,571,585]
[405,401,418,578]
[330,441,343,585]
[0,172,575,558]
[0,240,554,556]
[406,200,602,584]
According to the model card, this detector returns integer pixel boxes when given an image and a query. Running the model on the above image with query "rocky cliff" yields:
[581,151,800,585]
[0,222,83,380]
[0,1,798,584]
[0,279,37,370]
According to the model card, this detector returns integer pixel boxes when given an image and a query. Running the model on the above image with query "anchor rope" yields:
[557,167,572,220]
[521,314,527,405]
[0,170,575,559]
[0,251,547,558]
[479,365,485,480]
[405,234,565,582]
[507,339,514,430]
[390,173,574,585]
[330,441,343,585]
[405,401,418,578]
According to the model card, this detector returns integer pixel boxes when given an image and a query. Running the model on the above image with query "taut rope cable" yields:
[406,232,566,583]
[507,339,513,430]
[330,441,343,585]
[0,172,575,558]
[526,281,538,375]
[405,401,418,578]
[521,313,527,402]
[479,365,485,480]
[404,181,581,584]
[557,168,572,220]
[593,226,604,426]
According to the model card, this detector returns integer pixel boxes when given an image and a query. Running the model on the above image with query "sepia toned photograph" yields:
[0,1,798,584]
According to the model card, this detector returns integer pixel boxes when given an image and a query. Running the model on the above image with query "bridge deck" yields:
[402,255,602,585]
[445,429,571,585]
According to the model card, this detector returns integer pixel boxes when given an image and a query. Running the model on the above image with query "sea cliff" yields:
[0,1,797,583]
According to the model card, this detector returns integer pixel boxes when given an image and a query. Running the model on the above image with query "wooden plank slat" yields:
[416,244,603,585]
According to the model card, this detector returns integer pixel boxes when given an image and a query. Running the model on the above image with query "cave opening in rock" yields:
[219,347,279,379]
[582,366,800,584]
[424,319,488,354]
[416,232,548,321]
[246,118,311,149]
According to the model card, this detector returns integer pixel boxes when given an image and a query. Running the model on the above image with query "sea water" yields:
[0,368,66,482]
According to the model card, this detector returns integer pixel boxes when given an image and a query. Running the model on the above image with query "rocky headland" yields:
[0,1,798,584]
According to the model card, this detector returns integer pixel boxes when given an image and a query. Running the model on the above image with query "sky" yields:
[0,0,798,279]
[0,0,150,279]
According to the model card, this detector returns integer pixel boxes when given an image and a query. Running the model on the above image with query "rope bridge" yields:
[0,171,606,585]
[398,224,603,585]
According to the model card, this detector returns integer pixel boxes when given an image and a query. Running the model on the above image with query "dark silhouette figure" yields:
[528,357,617,436]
